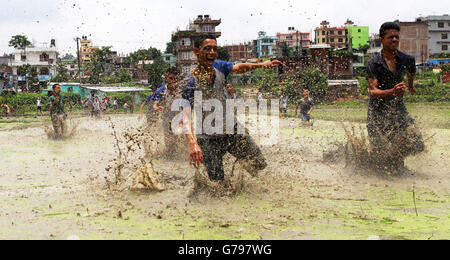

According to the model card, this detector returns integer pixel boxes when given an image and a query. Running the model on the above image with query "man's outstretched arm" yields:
[231,60,282,74]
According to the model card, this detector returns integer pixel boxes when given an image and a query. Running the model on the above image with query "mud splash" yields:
[44,119,79,140]
[104,117,165,192]
[323,121,434,175]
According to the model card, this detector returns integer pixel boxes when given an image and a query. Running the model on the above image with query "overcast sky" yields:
[0,0,448,56]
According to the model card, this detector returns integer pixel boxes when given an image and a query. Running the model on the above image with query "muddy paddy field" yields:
[0,104,449,240]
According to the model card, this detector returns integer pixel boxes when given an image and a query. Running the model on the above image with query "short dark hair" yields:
[52,84,60,90]
[193,34,217,49]
[380,22,400,38]
[166,66,179,75]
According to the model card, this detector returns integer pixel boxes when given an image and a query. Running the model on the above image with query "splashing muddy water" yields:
[0,112,448,240]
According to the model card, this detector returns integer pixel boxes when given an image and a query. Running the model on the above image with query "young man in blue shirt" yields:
[181,35,282,181]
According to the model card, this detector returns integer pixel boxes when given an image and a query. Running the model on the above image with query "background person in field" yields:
[295,89,314,122]
[180,35,282,182]
[36,97,42,116]
[151,67,187,157]
[366,22,425,173]
[49,84,72,139]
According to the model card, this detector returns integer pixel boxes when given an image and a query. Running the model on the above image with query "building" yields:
[416,15,450,55]
[345,21,369,50]
[398,21,429,65]
[10,40,58,81]
[172,15,222,74]
[277,27,311,51]
[255,31,277,58]
[42,83,147,103]
[224,43,253,61]
[368,34,382,54]
[315,21,348,50]
[162,53,177,67]
[80,36,99,63]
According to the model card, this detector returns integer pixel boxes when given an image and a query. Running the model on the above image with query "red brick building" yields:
[398,21,429,65]
[224,43,253,61]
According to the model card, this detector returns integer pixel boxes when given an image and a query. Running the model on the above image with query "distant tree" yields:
[60,53,76,61]
[126,48,162,65]
[298,68,328,101]
[218,47,231,61]
[165,42,177,55]
[117,68,132,83]
[145,60,169,89]
[8,35,31,49]
[52,63,70,82]
[83,46,113,84]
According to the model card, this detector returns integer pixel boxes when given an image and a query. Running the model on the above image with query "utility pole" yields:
[75,37,81,84]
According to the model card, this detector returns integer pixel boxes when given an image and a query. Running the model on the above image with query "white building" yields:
[416,15,450,55]
[10,40,58,80]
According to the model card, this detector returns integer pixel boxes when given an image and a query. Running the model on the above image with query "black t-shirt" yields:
[366,50,416,112]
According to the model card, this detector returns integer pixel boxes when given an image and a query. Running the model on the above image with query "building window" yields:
[203,25,212,32]
[443,45,448,51]
[40,53,49,62]
[338,38,343,43]
[322,31,325,35]
[442,33,448,39]
[330,38,335,43]
[181,38,191,46]
[21,55,26,61]
[330,31,334,35]
[338,31,342,35]
[181,52,191,60]
[438,22,444,28]
[322,38,326,43]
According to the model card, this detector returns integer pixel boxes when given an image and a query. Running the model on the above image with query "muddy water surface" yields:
[0,114,448,240]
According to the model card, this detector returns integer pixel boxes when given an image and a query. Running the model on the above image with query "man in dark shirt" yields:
[366,22,425,173]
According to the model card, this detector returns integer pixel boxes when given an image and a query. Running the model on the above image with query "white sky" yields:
[0,0,448,56]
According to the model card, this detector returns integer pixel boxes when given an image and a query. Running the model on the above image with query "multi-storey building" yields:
[10,40,58,80]
[80,36,99,63]
[314,21,347,50]
[255,31,277,58]
[416,15,450,55]
[398,21,429,65]
[224,43,253,61]
[276,27,311,51]
[171,15,222,74]
[368,34,382,54]
[345,20,369,50]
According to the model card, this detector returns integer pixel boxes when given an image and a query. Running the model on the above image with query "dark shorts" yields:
[300,113,311,122]
[198,134,267,181]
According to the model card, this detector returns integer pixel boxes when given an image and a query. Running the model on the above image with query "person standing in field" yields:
[49,84,72,139]
[36,97,42,116]
[366,22,425,173]
[295,89,314,122]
